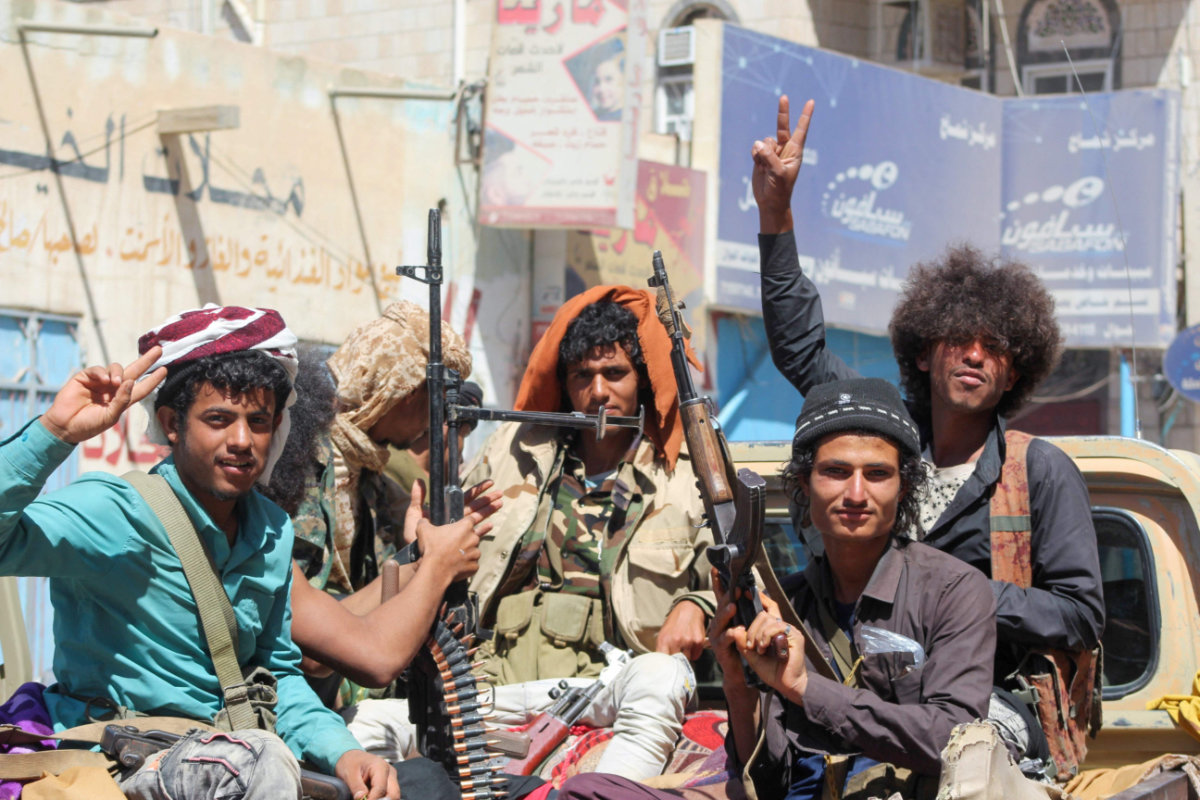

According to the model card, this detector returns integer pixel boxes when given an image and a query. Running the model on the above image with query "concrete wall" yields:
[0,0,527,472]
[31,0,1200,446]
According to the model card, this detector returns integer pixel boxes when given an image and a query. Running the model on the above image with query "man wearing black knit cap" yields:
[555,377,997,800]
[754,97,1102,780]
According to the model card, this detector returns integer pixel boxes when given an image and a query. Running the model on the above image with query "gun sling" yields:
[123,471,261,732]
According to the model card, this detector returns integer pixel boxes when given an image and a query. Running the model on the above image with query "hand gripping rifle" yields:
[648,251,833,685]
[398,209,644,795]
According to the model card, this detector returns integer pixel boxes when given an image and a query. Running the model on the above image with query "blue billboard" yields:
[715,25,1179,348]
[1002,92,1179,346]
[715,26,1002,326]
[1164,323,1200,403]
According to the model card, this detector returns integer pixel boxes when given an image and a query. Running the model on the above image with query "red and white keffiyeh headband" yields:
[138,304,299,485]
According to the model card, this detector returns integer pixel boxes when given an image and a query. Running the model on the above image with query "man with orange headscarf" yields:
[464,287,713,779]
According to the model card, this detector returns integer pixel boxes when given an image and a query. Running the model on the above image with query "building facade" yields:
[7,0,1200,449]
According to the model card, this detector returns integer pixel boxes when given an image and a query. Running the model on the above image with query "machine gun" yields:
[648,251,833,684]
[397,209,644,795]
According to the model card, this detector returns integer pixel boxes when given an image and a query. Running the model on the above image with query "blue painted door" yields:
[0,311,82,684]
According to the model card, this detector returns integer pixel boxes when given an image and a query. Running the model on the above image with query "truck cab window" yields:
[1094,507,1158,698]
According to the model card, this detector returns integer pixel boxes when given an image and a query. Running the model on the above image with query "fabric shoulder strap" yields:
[989,430,1034,589]
[122,472,258,732]
[814,599,860,687]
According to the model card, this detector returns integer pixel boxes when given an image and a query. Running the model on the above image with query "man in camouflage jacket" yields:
[464,290,713,780]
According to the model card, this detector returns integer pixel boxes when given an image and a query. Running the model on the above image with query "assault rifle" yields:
[648,251,834,684]
[397,209,645,534]
[397,209,644,788]
[101,724,351,800]
[498,642,632,776]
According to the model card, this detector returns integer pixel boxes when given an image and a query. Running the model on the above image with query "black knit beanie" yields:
[792,378,920,457]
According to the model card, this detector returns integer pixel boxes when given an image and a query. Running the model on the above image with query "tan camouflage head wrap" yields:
[327,300,472,476]
[324,302,471,582]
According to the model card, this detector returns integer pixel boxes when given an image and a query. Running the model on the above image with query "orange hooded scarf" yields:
[514,284,701,472]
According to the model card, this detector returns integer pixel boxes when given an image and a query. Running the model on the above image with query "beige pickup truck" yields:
[729,435,1200,794]
[2,435,1198,795]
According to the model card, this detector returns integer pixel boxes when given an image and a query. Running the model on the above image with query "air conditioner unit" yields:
[658,26,695,68]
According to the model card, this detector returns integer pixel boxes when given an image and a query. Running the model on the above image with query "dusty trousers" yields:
[117,728,302,800]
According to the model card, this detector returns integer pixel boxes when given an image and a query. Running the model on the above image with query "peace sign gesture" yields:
[41,346,168,445]
[751,95,815,234]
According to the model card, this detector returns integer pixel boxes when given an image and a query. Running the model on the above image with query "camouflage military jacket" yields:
[292,432,409,594]
[465,421,714,654]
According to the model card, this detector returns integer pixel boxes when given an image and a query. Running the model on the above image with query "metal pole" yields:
[16,19,158,37]
[982,0,991,93]
[17,31,112,364]
[991,0,1023,96]
[328,86,457,101]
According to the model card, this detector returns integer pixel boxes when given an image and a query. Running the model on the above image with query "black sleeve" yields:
[759,233,859,395]
[992,439,1105,651]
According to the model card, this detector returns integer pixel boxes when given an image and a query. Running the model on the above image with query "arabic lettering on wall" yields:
[0,201,402,296]
[0,114,306,218]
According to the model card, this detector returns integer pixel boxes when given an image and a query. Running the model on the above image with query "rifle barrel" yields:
[458,406,643,437]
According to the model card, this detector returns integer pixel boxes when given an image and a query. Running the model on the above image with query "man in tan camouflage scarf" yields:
[264,302,503,798]
[304,300,473,592]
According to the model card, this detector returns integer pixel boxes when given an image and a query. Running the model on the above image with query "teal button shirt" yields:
[0,418,361,773]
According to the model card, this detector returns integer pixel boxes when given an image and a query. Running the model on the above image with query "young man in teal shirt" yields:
[0,305,398,800]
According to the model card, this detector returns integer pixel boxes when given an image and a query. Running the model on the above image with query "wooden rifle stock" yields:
[647,251,838,684]
[648,251,790,677]
[503,676,607,774]
[679,399,733,505]
[499,648,625,775]
[502,714,570,776]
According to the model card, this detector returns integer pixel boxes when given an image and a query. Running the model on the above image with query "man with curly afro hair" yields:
[749,96,1103,777]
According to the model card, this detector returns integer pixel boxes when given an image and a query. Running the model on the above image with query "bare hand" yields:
[751,95,815,234]
[334,749,399,800]
[41,346,167,445]
[463,478,497,508]
[400,479,427,546]
[401,479,500,546]
[735,591,809,705]
[414,480,501,583]
[707,568,749,685]
[655,599,707,660]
